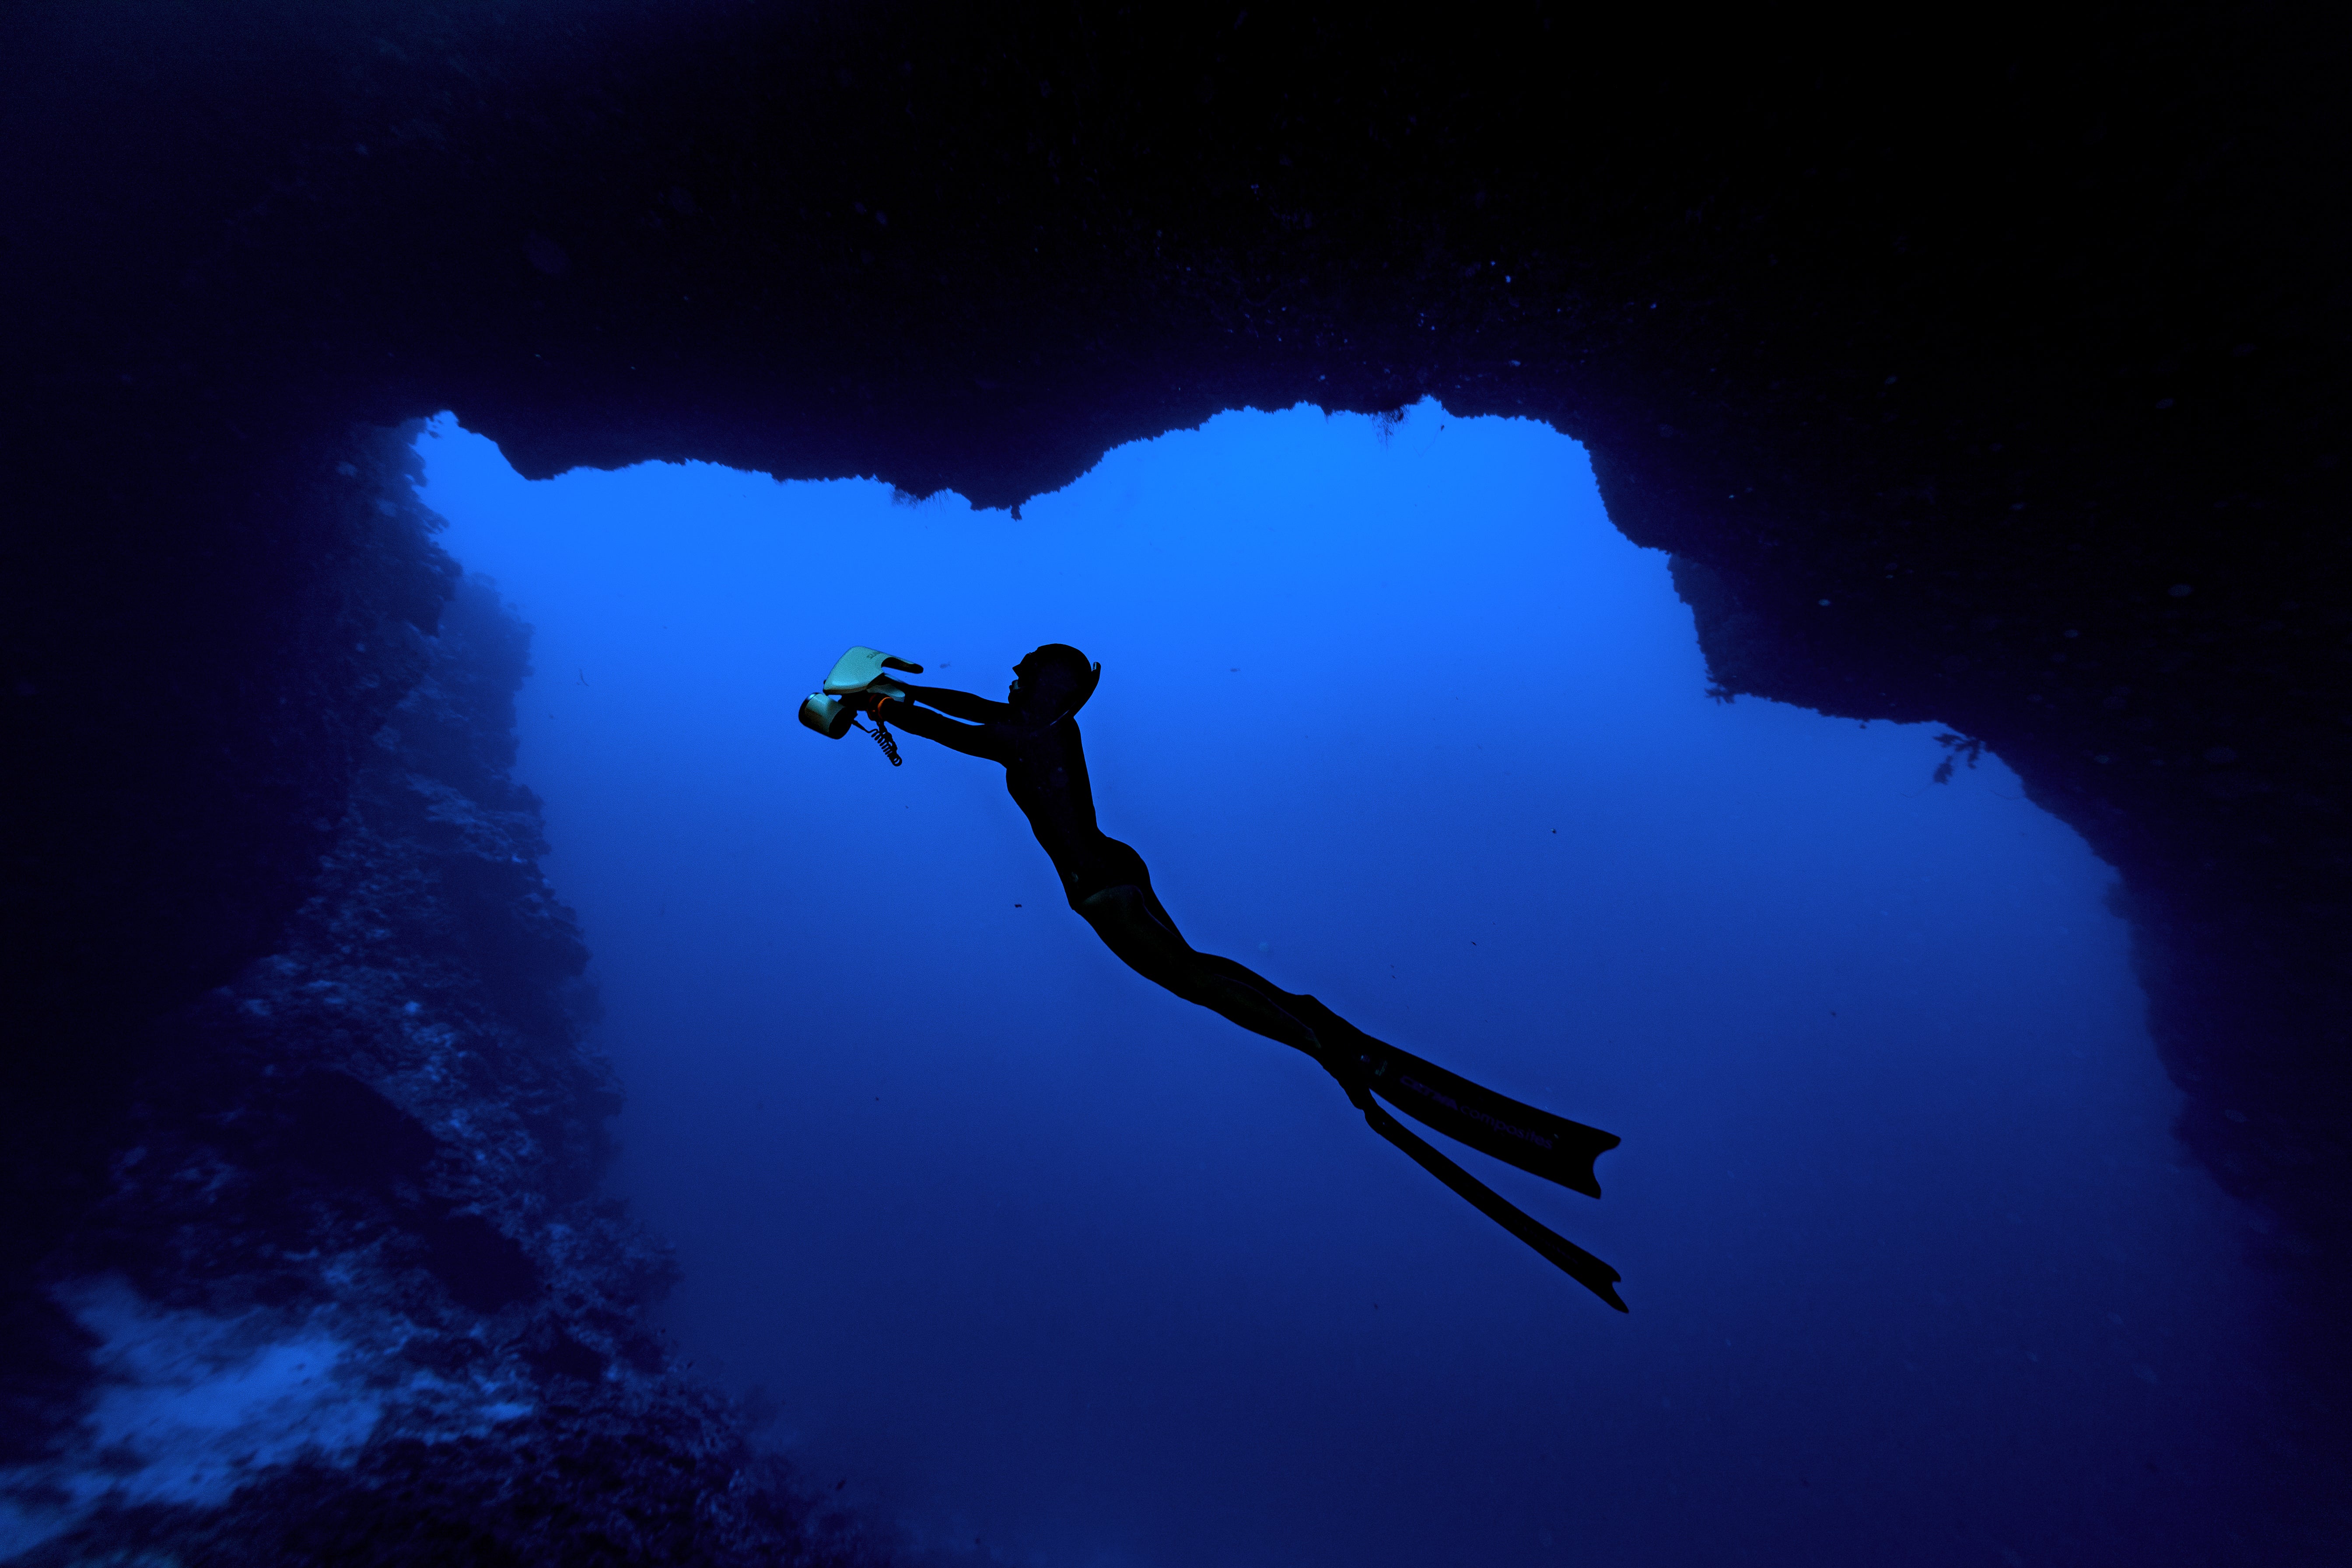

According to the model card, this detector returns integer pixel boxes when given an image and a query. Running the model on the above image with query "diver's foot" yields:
[1290,995,1379,1065]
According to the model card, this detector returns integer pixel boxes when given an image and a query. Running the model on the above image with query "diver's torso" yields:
[1001,716,1148,905]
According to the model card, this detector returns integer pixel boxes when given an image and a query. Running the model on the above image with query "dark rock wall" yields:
[2,0,2345,1533]
[9,547,876,1564]
[3,419,462,1356]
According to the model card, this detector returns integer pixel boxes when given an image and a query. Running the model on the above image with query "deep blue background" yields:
[421,403,2277,1567]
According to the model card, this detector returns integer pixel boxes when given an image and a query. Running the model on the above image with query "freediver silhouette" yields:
[801,644,1628,1310]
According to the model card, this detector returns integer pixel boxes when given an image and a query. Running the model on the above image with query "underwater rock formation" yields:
[1,0,2344,1551]
[2,539,877,1564]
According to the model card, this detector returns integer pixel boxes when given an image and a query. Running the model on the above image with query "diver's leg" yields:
[1078,883,1619,1191]
[1077,884,1626,1302]
[1084,883,1382,1075]
[1183,958,1380,1077]
[1075,884,1326,1057]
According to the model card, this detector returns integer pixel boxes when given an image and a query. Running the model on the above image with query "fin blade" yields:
[1356,1092,1628,1312]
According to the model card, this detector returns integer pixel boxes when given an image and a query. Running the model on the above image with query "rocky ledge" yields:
[2,483,878,1564]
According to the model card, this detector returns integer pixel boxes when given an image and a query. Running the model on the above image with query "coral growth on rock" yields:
[4,549,875,1565]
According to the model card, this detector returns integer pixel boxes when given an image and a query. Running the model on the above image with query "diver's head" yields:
[1009,643,1100,719]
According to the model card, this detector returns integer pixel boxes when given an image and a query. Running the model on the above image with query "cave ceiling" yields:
[4,0,2345,1352]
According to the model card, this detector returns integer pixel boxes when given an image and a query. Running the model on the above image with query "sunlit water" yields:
[420,402,2275,1567]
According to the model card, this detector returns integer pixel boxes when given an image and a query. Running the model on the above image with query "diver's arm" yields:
[869,696,1008,760]
[898,683,1010,724]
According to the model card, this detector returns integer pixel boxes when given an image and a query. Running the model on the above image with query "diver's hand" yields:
[819,648,924,701]
[839,684,909,713]
[866,683,934,714]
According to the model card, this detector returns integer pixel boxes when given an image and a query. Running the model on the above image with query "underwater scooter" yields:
[799,645,925,765]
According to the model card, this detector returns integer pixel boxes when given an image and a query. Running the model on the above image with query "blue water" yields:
[420,402,2278,1567]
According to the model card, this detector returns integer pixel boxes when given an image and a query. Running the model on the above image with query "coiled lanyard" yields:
[850,695,903,766]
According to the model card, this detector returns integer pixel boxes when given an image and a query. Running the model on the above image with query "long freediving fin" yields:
[1346,1080,1628,1312]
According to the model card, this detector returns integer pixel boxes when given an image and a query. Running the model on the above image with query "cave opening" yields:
[410,402,2279,1567]
[4,0,2341,1558]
